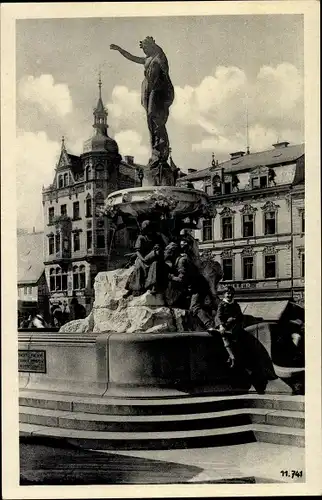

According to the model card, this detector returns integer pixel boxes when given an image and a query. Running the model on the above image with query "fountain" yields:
[19,39,297,454]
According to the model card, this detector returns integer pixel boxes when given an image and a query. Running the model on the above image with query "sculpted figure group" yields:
[124,220,220,330]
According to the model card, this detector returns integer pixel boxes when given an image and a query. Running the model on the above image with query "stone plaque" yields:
[18,350,46,373]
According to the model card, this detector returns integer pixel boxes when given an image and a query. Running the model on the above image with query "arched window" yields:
[86,166,92,181]
[79,265,86,289]
[95,164,104,180]
[73,265,79,290]
[95,192,105,216]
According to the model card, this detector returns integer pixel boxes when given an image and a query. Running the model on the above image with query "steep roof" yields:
[17,232,44,285]
[68,154,83,174]
[182,143,305,181]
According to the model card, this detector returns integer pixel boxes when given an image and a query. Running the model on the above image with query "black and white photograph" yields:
[1,1,321,498]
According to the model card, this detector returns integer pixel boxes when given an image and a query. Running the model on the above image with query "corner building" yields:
[42,81,143,313]
[179,142,305,306]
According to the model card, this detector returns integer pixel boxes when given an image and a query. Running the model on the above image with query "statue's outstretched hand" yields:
[110,44,121,51]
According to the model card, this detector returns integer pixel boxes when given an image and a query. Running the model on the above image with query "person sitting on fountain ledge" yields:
[213,285,271,393]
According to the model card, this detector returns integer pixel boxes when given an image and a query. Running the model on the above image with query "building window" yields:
[79,265,86,289]
[301,210,305,233]
[61,204,67,216]
[224,181,231,194]
[265,255,276,278]
[222,217,233,240]
[95,192,105,217]
[73,265,79,290]
[62,269,68,291]
[55,268,62,291]
[243,214,254,237]
[49,268,55,291]
[58,175,63,188]
[264,211,276,235]
[96,164,104,179]
[212,175,222,195]
[73,232,80,252]
[55,232,60,253]
[73,201,80,220]
[260,176,267,188]
[72,265,86,290]
[48,207,55,225]
[64,173,68,186]
[301,253,305,278]
[48,235,54,255]
[96,230,105,249]
[251,177,260,189]
[86,197,92,217]
[202,218,213,241]
[243,257,254,280]
[222,258,233,281]
[86,166,92,181]
[87,231,92,250]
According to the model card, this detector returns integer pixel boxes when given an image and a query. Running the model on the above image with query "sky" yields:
[16,14,304,231]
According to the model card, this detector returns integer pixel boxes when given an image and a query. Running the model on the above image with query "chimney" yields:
[124,155,134,165]
[272,141,290,149]
[187,168,197,174]
[230,151,245,159]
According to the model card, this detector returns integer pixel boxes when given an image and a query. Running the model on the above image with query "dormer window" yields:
[58,175,64,188]
[64,173,68,186]
[212,174,221,194]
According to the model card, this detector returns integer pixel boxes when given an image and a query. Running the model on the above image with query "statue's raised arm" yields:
[110,44,145,65]
[110,36,175,186]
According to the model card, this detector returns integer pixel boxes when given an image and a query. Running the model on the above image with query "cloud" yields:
[18,74,73,117]
[16,130,60,230]
[185,63,303,156]
[114,129,149,164]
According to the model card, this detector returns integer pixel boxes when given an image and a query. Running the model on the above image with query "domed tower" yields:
[80,76,121,277]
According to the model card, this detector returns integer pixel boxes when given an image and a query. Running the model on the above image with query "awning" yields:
[240,300,289,322]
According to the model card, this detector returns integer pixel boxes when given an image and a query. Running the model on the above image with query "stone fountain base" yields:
[60,268,191,335]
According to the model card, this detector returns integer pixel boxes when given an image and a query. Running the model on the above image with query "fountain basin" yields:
[105,186,211,219]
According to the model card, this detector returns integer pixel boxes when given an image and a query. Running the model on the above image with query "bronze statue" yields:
[110,37,175,186]
[124,220,168,297]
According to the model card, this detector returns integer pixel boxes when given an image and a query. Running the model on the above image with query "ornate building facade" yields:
[42,80,143,313]
[178,142,305,305]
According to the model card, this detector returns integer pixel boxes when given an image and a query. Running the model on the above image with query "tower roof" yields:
[94,74,106,114]
[82,75,120,156]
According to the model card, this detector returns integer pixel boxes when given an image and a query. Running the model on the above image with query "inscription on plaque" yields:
[18,350,46,373]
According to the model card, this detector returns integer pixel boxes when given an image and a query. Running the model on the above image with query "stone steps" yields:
[20,421,304,450]
[19,391,304,415]
[19,405,304,433]
[19,390,304,450]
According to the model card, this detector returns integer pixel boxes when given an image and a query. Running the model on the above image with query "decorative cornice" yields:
[219,207,236,217]
[241,246,254,256]
[220,249,233,258]
[239,203,258,215]
[263,245,277,255]
[261,200,280,212]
